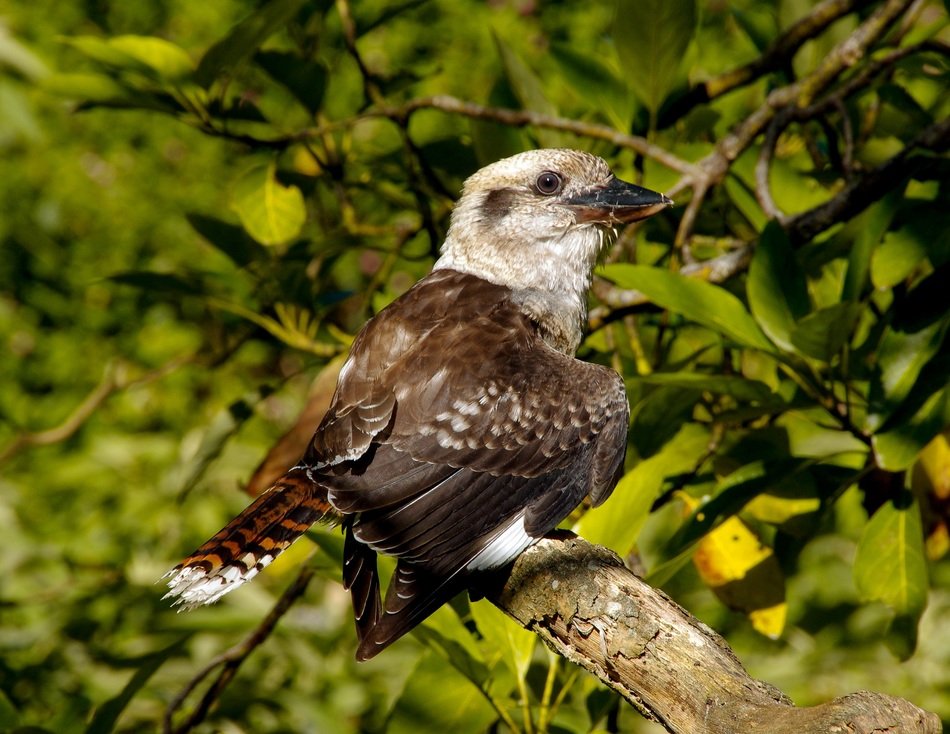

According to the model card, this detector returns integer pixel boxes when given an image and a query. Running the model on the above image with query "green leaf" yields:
[387,651,497,734]
[871,227,928,289]
[42,73,178,112]
[470,77,528,166]
[255,50,327,114]
[843,194,899,301]
[853,491,928,657]
[730,7,775,53]
[169,388,271,498]
[549,44,632,130]
[186,212,267,268]
[629,372,781,406]
[0,25,49,80]
[789,302,862,362]
[415,606,489,687]
[724,173,767,232]
[866,319,946,432]
[629,385,698,459]
[665,459,811,554]
[747,221,810,352]
[577,423,710,555]
[469,601,535,682]
[194,0,306,88]
[873,386,950,471]
[614,0,697,117]
[493,34,564,148]
[598,263,774,351]
[107,35,194,81]
[85,640,184,734]
[63,36,149,73]
[230,163,307,247]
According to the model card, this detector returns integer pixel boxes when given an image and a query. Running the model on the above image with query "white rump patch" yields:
[467,514,536,571]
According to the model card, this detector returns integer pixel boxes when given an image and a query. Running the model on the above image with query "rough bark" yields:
[485,533,941,734]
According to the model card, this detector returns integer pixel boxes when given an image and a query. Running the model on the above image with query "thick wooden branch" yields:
[485,534,940,734]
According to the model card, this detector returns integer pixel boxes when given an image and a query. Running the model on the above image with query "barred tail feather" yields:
[163,467,337,610]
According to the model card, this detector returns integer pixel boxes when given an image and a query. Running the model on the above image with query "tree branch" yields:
[486,534,941,734]
[662,0,873,125]
[786,115,950,245]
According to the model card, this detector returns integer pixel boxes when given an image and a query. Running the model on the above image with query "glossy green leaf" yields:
[724,172,768,231]
[577,423,710,555]
[469,601,535,681]
[493,34,564,148]
[230,163,307,247]
[599,263,774,351]
[843,195,899,300]
[853,491,928,657]
[108,35,194,80]
[195,0,306,87]
[614,0,697,117]
[789,302,862,362]
[629,385,698,459]
[417,604,487,677]
[873,386,950,471]
[63,36,149,72]
[665,459,811,554]
[866,319,946,432]
[549,44,632,130]
[255,50,327,114]
[730,7,775,53]
[628,372,781,405]
[871,227,928,289]
[778,411,868,461]
[748,221,810,352]
[42,73,177,111]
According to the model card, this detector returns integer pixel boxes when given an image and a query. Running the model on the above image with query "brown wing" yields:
[308,270,629,658]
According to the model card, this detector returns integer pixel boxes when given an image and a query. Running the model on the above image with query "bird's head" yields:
[436,148,671,298]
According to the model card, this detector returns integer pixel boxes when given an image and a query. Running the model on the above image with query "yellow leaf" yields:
[913,430,950,561]
[693,515,786,638]
[916,431,950,500]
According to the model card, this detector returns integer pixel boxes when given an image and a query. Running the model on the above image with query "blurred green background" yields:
[1,1,948,732]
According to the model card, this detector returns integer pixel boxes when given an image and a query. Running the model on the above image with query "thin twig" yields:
[164,563,316,734]
[394,96,696,175]
[672,0,916,245]
[0,354,192,464]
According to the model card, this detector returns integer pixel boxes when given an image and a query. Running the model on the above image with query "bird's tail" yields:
[163,467,338,610]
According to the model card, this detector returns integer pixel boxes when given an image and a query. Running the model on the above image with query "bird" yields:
[163,148,672,661]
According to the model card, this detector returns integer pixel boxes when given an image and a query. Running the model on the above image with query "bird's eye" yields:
[535,171,563,195]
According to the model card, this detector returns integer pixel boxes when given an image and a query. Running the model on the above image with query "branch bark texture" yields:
[487,534,941,734]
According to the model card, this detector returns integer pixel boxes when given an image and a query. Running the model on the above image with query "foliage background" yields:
[0,0,948,732]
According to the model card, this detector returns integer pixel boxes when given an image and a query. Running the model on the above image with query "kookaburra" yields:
[164,148,671,660]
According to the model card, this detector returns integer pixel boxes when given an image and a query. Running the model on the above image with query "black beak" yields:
[566,177,673,224]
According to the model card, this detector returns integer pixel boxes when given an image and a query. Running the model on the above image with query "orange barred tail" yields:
[163,467,338,610]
